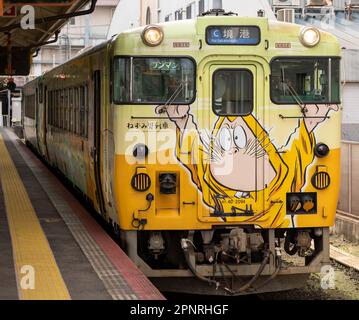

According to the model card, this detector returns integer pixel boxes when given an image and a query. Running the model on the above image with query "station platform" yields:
[0,128,164,300]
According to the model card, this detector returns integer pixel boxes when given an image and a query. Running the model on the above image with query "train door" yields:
[36,83,48,158]
[93,70,106,217]
[199,61,267,221]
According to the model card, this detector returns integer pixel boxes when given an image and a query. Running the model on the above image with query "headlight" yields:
[141,25,164,47]
[299,27,320,48]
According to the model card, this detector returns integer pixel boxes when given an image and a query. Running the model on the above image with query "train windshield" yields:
[212,69,253,116]
[113,57,195,104]
[271,57,340,104]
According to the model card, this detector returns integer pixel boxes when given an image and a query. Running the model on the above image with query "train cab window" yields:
[271,57,340,104]
[212,69,253,116]
[113,57,195,104]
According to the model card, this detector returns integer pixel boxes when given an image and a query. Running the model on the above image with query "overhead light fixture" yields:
[141,25,164,47]
[299,27,321,48]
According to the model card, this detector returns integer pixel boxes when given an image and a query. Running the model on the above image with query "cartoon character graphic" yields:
[156,103,339,228]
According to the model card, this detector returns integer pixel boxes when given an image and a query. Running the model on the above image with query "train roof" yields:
[24,15,341,89]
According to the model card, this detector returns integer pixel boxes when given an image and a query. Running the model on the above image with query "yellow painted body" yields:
[113,17,341,231]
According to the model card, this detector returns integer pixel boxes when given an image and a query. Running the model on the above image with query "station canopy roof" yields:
[0,0,94,76]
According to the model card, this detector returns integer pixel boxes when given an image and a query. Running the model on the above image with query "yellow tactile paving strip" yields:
[0,133,70,300]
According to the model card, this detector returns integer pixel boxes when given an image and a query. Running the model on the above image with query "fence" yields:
[338,141,359,220]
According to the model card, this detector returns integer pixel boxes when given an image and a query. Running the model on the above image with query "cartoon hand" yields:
[155,105,190,130]
[304,104,339,133]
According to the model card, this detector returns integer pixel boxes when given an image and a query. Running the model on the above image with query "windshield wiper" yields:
[156,80,187,115]
[283,80,308,116]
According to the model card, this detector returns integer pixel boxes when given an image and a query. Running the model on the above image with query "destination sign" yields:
[206,26,260,45]
[150,61,179,71]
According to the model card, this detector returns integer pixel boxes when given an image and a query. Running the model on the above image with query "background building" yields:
[107,0,275,39]
[0,0,119,128]
[32,0,119,77]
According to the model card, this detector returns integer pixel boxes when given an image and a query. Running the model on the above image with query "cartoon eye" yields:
[233,125,247,149]
[219,127,232,151]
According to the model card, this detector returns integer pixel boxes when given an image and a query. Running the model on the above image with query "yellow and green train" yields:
[23,10,341,295]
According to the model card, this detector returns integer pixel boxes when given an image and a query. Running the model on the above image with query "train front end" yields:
[111,14,341,295]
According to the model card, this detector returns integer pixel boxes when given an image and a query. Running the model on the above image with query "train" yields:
[22,9,341,295]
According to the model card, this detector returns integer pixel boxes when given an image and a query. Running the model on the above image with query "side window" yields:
[212,69,253,116]
[39,83,43,104]
[48,91,52,125]
[74,87,80,135]
[186,5,192,19]
[69,88,74,133]
[60,90,64,129]
[57,90,61,128]
[55,91,58,127]
[64,89,69,131]
[113,58,131,103]
[50,91,53,125]
[53,91,56,126]
[84,85,89,138]
[175,9,183,20]
[80,85,85,137]
[53,91,56,127]
[24,94,36,119]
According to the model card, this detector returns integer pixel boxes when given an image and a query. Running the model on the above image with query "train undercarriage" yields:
[122,227,330,295]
